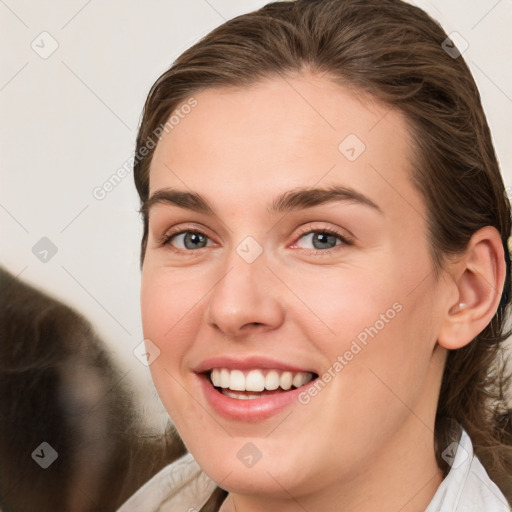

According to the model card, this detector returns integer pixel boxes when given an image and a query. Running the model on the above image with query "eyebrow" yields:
[143,185,382,216]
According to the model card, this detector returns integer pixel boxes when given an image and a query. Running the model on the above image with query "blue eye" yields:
[161,227,349,254]
[168,231,211,250]
[296,230,346,250]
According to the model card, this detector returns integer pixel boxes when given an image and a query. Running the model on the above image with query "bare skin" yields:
[140,72,505,512]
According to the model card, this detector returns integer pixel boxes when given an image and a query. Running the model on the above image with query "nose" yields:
[205,251,285,337]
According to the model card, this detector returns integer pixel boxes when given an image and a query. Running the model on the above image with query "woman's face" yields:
[141,74,451,501]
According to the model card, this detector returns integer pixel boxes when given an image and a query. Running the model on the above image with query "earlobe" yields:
[437,226,506,351]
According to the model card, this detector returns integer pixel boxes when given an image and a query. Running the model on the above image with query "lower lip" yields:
[198,374,311,422]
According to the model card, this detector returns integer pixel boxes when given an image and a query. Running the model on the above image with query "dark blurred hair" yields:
[132,0,512,503]
[0,268,186,512]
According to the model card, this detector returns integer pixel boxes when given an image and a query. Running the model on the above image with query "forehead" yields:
[149,72,425,222]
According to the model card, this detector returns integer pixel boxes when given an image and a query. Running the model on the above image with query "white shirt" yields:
[117,429,510,512]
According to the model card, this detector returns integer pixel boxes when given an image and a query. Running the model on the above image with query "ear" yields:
[437,226,506,350]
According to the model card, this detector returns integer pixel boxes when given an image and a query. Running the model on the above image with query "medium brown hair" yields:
[133,0,512,503]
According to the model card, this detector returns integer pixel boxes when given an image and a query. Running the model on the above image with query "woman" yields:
[119,0,512,510]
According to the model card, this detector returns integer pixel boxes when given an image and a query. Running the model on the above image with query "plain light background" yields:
[1,0,511,429]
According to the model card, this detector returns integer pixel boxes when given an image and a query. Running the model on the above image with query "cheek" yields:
[297,298,438,472]
[283,257,438,404]
[327,282,439,431]
[140,266,208,346]
[140,267,212,432]
[276,261,399,346]
[139,266,209,408]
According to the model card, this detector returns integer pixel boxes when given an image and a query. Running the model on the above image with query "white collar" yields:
[425,428,510,511]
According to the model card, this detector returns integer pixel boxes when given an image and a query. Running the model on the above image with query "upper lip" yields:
[194,355,318,375]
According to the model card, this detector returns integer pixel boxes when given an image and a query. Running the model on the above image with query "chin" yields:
[182,431,317,497]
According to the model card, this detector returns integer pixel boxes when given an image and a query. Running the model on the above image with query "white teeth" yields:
[229,369,245,391]
[211,369,221,387]
[209,368,313,393]
[246,370,265,392]
[265,370,280,390]
[293,372,309,388]
[280,371,293,390]
[223,391,262,400]
[220,368,230,388]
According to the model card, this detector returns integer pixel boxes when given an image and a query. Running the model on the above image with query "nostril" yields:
[241,321,264,329]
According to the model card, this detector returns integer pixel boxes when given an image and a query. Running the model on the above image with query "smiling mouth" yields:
[207,368,318,400]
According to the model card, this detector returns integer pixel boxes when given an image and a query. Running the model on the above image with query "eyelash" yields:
[158,225,352,255]
[293,225,352,256]
[158,227,208,251]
